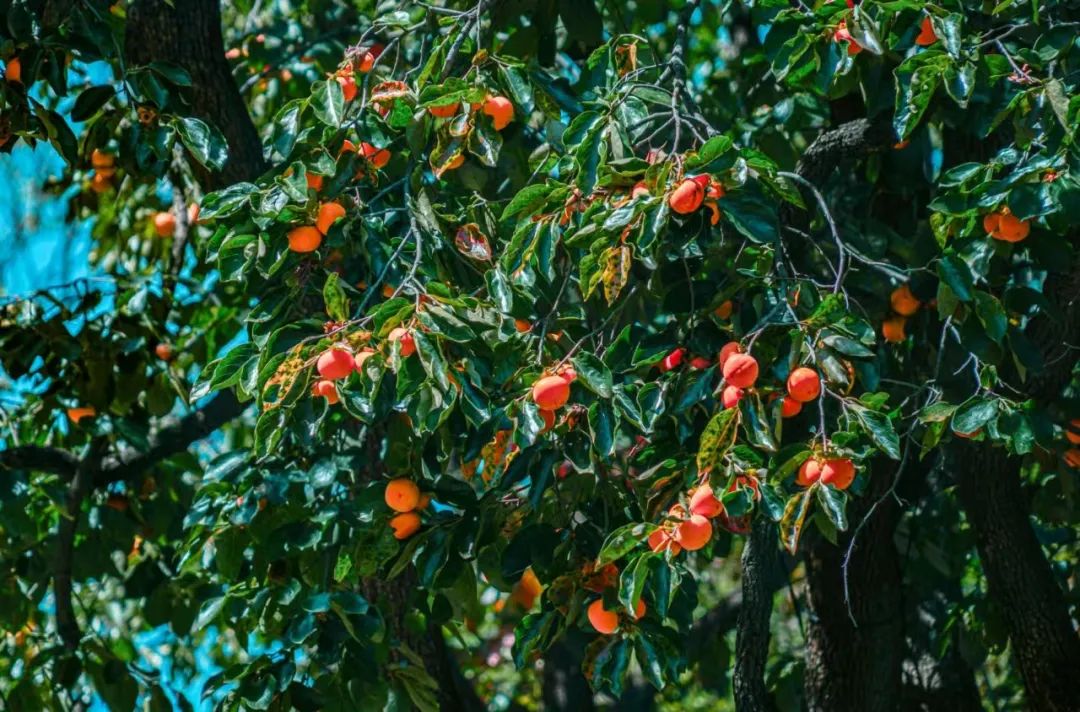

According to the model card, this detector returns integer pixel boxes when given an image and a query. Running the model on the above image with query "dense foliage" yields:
[2,1,1079,710]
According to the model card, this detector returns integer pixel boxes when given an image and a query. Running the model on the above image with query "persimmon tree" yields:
[2,1,1079,710]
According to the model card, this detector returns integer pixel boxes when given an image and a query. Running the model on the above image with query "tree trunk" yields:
[542,638,596,712]
[953,447,1080,712]
[734,515,779,712]
[951,251,1080,712]
[803,466,904,712]
[125,0,266,188]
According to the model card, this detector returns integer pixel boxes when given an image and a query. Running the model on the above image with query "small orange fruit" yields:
[723,353,759,389]
[317,348,355,380]
[786,367,821,403]
[658,347,685,373]
[587,599,619,634]
[633,599,646,620]
[882,315,907,343]
[288,226,323,253]
[714,300,733,319]
[306,173,324,192]
[668,178,704,214]
[820,458,856,490]
[718,341,743,368]
[780,396,802,418]
[360,142,391,169]
[153,212,176,238]
[532,375,570,410]
[1064,449,1080,469]
[1066,419,1080,445]
[689,484,722,518]
[315,201,346,235]
[336,73,357,102]
[5,57,21,83]
[674,514,712,551]
[389,511,421,539]
[890,284,921,316]
[514,319,531,333]
[66,406,97,424]
[994,212,1030,243]
[388,327,416,357]
[539,408,556,433]
[915,17,938,46]
[154,343,173,361]
[312,379,339,404]
[648,527,681,555]
[482,95,514,130]
[428,101,460,118]
[354,348,376,369]
[796,457,822,487]
[385,478,421,512]
[721,385,744,409]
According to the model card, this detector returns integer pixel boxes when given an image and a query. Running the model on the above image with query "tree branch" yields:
[96,390,246,486]
[0,445,79,477]
[54,438,107,651]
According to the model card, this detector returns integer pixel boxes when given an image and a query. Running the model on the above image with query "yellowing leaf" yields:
[601,244,631,305]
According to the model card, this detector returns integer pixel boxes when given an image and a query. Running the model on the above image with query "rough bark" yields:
[803,466,904,712]
[953,446,1080,712]
[125,0,267,188]
[734,515,779,712]
[951,252,1080,712]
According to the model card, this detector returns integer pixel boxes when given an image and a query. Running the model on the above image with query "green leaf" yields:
[951,398,997,435]
[852,405,901,460]
[175,117,228,171]
[198,183,258,220]
[937,254,973,302]
[597,523,654,566]
[323,273,349,322]
[779,488,814,555]
[312,79,346,126]
[893,53,946,139]
[572,353,613,398]
[973,291,1007,344]
[71,85,115,121]
[815,486,848,531]
[697,408,739,473]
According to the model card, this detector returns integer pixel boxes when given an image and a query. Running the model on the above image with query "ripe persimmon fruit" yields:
[820,458,855,490]
[385,478,421,512]
[154,212,176,238]
[587,599,619,634]
[890,284,921,316]
[689,484,722,518]
[312,379,339,404]
[388,327,416,357]
[532,375,570,410]
[482,95,514,130]
[389,511,421,539]
[675,514,712,551]
[316,201,346,235]
[317,348,355,380]
[429,101,460,118]
[796,457,822,487]
[668,178,705,214]
[722,385,744,409]
[786,367,821,403]
[723,353,759,389]
[288,226,323,253]
[882,315,906,343]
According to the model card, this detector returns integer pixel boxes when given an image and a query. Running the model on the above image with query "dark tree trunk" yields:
[734,515,779,712]
[542,638,596,712]
[361,570,485,712]
[803,466,904,712]
[951,252,1080,712]
[125,0,267,188]
[953,447,1080,712]
[902,627,985,712]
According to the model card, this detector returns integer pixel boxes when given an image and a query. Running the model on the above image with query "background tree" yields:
[1,1,1079,710]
